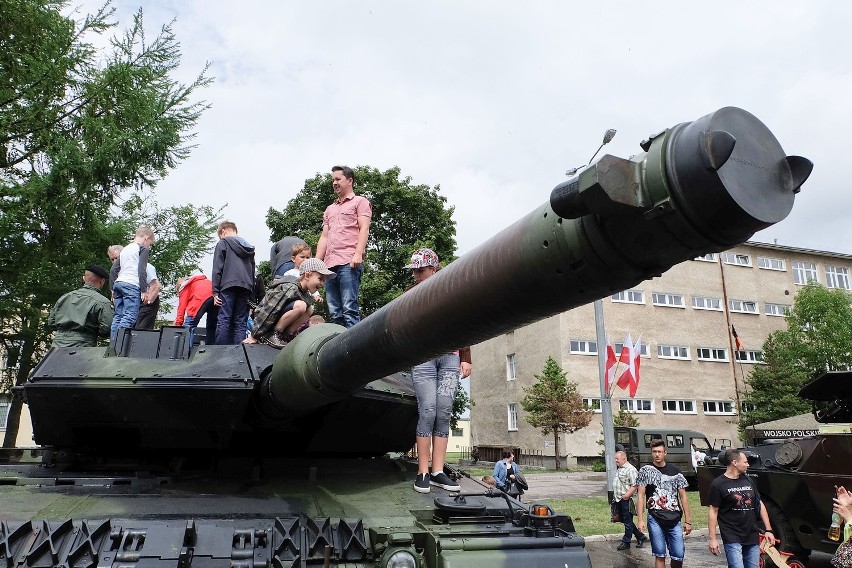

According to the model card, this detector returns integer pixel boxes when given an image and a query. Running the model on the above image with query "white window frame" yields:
[569,339,598,355]
[583,397,602,413]
[735,350,765,364]
[792,261,819,285]
[729,299,758,314]
[0,399,10,429]
[765,303,791,317]
[614,342,649,357]
[507,403,518,431]
[619,398,655,413]
[694,253,716,262]
[757,257,786,271]
[692,296,722,311]
[611,290,645,304]
[721,252,752,267]
[652,292,685,308]
[506,354,517,381]
[826,266,851,290]
[697,347,728,362]
[703,400,736,415]
[740,401,755,413]
[657,344,690,360]
[662,399,697,414]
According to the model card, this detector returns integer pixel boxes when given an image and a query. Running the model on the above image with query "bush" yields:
[591,459,606,472]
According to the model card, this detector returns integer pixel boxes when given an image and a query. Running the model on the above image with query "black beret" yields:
[85,264,109,279]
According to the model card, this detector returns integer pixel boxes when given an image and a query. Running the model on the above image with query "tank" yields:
[698,371,852,565]
[1,106,810,567]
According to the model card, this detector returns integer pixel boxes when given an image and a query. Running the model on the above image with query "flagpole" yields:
[595,298,617,502]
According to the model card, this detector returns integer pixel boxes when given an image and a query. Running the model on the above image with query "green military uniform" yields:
[48,284,114,347]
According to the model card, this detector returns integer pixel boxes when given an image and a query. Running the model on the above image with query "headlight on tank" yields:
[380,533,420,568]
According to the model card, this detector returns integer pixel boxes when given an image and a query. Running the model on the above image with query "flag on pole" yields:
[614,334,641,396]
[732,325,745,351]
[605,342,616,392]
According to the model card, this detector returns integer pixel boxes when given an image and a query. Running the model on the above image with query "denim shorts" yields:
[646,514,684,561]
[723,542,759,568]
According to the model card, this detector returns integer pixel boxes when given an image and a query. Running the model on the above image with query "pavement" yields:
[518,471,834,567]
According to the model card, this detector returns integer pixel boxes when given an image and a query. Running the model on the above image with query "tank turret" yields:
[16,106,811,458]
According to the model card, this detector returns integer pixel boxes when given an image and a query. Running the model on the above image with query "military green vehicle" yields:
[698,371,852,567]
[614,427,725,487]
[2,107,810,567]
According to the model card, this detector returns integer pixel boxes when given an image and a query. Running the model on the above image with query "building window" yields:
[614,342,649,357]
[692,296,722,311]
[729,299,758,314]
[697,347,728,362]
[662,399,696,413]
[506,354,516,381]
[0,399,10,429]
[694,253,716,262]
[703,400,735,415]
[721,252,752,267]
[611,289,645,304]
[740,401,755,413]
[765,303,791,317]
[583,397,602,413]
[452,427,464,437]
[508,403,518,431]
[569,340,597,355]
[619,398,654,413]
[652,293,685,308]
[657,344,690,360]
[735,350,765,364]
[757,257,786,271]
[826,266,851,290]
[793,261,819,285]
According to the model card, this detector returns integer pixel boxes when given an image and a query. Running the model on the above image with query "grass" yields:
[537,492,707,537]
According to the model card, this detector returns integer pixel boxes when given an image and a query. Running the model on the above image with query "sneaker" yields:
[414,473,430,493]
[617,542,630,551]
[429,471,461,491]
[636,535,646,548]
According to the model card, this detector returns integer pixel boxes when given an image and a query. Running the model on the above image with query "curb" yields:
[583,528,715,542]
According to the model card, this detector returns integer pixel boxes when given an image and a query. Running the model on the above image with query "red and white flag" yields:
[615,334,642,397]
[605,342,617,392]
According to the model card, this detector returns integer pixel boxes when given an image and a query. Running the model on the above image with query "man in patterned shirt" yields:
[614,450,647,550]
[637,439,692,568]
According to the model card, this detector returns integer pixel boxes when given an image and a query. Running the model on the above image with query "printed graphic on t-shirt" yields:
[637,463,687,511]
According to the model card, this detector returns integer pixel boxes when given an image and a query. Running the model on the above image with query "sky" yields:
[69,0,852,268]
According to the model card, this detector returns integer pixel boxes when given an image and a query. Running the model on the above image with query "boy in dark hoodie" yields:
[212,221,256,345]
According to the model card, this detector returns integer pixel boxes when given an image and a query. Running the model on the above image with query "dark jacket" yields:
[270,236,306,276]
[212,236,256,294]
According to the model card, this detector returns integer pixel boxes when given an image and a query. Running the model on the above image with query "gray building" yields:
[470,242,852,467]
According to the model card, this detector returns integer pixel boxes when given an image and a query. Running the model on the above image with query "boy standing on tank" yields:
[212,221,256,345]
[111,226,155,343]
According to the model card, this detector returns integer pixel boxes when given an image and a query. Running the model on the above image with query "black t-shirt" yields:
[708,474,762,545]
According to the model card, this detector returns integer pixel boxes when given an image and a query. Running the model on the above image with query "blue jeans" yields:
[412,353,460,438]
[619,499,644,545]
[723,543,760,568]
[325,264,363,328]
[111,282,141,343]
[647,514,685,561]
[215,287,250,345]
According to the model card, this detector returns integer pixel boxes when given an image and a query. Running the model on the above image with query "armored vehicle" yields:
[2,107,810,567]
[697,371,852,566]
[614,427,725,487]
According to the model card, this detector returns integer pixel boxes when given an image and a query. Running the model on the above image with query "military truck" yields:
[1,107,810,567]
[697,371,852,566]
[614,427,726,487]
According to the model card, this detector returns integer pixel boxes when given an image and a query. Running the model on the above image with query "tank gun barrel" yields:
[263,106,812,417]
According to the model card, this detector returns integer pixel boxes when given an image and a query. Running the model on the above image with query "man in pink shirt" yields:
[316,165,372,328]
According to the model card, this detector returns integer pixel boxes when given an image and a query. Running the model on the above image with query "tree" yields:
[521,356,593,470]
[741,283,852,431]
[266,166,457,316]
[451,385,472,431]
[614,408,639,427]
[0,1,214,446]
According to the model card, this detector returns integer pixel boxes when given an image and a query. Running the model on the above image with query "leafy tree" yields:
[266,166,457,316]
[614,408,640,427]
[741,283,852,431]
[451,385,472,431]
[0,1,213,446]
[521,356,593,470]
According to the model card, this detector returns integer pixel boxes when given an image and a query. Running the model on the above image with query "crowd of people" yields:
[47,164,471,494]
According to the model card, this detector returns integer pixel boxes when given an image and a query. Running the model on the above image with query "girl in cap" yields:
[405,247,472,493]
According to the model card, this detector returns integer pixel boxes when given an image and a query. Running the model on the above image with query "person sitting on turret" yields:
[244,258,335,348]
